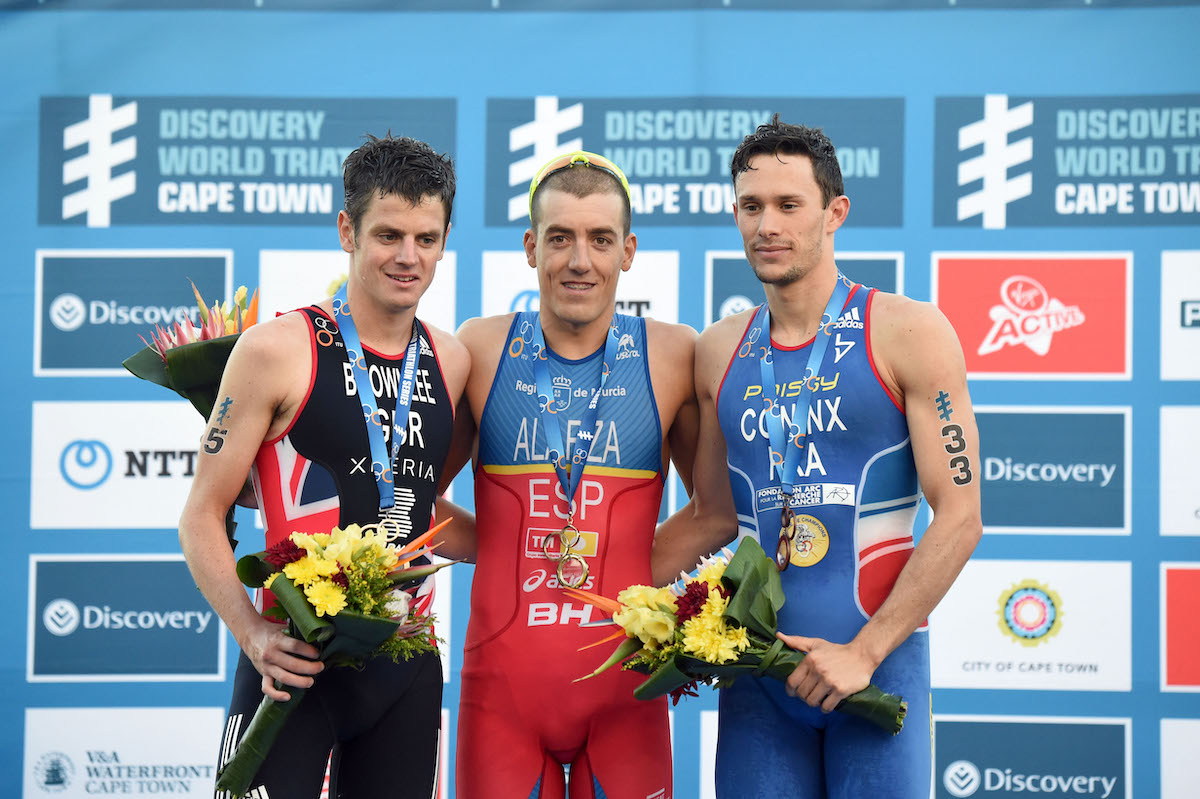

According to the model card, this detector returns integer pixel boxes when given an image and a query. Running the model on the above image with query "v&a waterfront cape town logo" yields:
[486,95,902,226]
[38,94,455,226]
[25,707,223,796]
[28,555,224,681]
[929,560,1130,691]
[934,93,1200,228]
[933,253,1131,380]
[934,716,1129,799]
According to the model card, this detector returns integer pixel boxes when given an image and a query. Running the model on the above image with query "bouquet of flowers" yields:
[565,537,907,735]
[215,518,457,797]
[123,282,258,546]
[122,281,259,420]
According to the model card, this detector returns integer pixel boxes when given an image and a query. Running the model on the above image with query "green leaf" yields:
[632,654,697,700]
[321,611,402,664]
[215,686,306,796]
[268,577,333,645]
[721,537,785,640]
[235,552,272,588]
[575,635,642,683]
[122,346,172,388]
[389,559,460,590]
[163,334,240,419]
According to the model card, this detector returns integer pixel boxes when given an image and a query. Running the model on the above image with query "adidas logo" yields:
[830,306,863,330]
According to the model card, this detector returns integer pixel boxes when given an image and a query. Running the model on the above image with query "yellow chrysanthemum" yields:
[696,560,727,588]
[614,605,677,647]
[283,554,339,586]
[304,580,347,617]
[617,584,677,613]
[263,572,282,589]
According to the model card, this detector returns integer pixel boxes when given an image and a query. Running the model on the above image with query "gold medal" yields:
[776,505,796,572]
[542,521,590,588]
[789,514,830,568]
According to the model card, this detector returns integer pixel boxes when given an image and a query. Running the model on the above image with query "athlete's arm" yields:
[779,295,982,711]
[651,320,740,586]
[646,319,699,493]
[178,315,323,702]
[427,315,509,561]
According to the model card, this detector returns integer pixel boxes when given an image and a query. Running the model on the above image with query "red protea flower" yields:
[675,580,711,623]
[264,538,306,569]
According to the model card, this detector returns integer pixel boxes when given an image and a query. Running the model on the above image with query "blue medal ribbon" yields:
[528,315,621,520]
[331,285,420,510]
[756,273,853,498]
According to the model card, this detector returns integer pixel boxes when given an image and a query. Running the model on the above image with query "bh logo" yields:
[48,293,86,332]
[61,94,138,228]
[944,760,983,797]
[507,96,583,221]
[60,439,112,489]
[43,598,81,637]
[957,94,1033,229]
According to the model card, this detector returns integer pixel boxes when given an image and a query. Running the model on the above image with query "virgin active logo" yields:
[42,599,81,637]
[60,440,113,489]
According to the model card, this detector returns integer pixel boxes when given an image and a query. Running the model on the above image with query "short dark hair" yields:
[342,134,456,234]
[729,114,844,207]
[530,164,632,237]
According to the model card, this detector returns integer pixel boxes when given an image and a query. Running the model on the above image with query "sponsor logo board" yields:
[933,253,1131,379]
[28,555,224,681]
[481,250,678,323]
[976,406,1129,534]
[1161,563,1200,691]
[34,250,229,376]
[935,715,1129,798]
[31,401,204,529]
[487,96,902,226]
[1160,406,1200,536]
[935,93,1200,228]
[1161,718,1200,799]
[705,251,902,326]
[258,249,457,333]
[1161,251,1200,380]
[24,706,223,796]
[929,560,1131,691]
[39,94,455,226]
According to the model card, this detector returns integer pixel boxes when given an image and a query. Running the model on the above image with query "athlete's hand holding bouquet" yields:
[214,518,457,797]
[566,537,908,735]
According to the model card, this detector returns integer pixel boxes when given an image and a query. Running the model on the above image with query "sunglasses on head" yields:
[527,150,632,218]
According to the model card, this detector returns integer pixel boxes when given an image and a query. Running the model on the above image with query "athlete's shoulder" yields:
[457,313,517,355]
[870,292,965,389]
[420,320,470,394]
[698,307,756,357]
[643,317,698,352]
[233,307,311,363]
[869,291,956,343]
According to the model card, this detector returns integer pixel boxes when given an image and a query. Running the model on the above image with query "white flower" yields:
[384,588,411,618]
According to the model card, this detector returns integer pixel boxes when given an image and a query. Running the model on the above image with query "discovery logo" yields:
[28,555,224,681]
[935,716,1128,798]
[975,407,1130,535]
[35,250,229,376]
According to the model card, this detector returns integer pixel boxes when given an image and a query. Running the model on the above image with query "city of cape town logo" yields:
[997,579,1063,646]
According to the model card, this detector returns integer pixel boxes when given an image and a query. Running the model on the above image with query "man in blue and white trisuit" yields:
[654,116,983,798]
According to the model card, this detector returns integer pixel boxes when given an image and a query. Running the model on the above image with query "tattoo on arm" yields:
[204,426,228,454]
[216,396,234,425]
[935,391,973,485]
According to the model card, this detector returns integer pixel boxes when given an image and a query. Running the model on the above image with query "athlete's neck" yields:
[337,285,418,355]
[763,261,839,347]
[539,308,614,361]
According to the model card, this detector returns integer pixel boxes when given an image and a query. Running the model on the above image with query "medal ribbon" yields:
[529,316,621,518]
[331,284,420,510]
[756,273,852,498]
